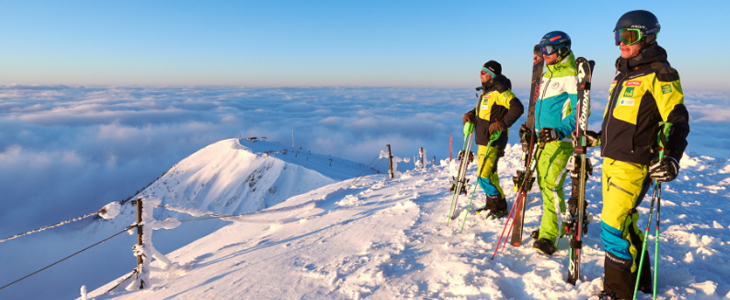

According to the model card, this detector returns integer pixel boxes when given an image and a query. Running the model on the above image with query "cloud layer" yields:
[0,85,726,237]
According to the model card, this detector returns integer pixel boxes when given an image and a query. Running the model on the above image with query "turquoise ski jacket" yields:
[533,51,580,141]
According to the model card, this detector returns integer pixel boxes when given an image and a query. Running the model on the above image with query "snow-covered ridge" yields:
[86,145,730,299]
[128,138,361,218]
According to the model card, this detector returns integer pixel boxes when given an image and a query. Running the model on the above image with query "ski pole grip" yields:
[464,122,475,136]
[657,122,672,148]
[490,130,502,141]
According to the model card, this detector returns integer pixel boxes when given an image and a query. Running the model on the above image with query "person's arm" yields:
[652,70,689,161]
[497,90,524,128]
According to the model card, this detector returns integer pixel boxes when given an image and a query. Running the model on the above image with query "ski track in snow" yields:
[86,144,730,300]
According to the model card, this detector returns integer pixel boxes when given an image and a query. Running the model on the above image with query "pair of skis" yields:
[491,45,544,260]
[447,125,474,224]
[447,121,501,233]
[566,57,595,285]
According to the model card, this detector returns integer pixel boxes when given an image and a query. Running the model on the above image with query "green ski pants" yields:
[536,141,573,243]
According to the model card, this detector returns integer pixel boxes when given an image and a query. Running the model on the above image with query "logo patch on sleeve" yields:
[619,98,635,106]
[661,84,673,94]
[623,87,635,97]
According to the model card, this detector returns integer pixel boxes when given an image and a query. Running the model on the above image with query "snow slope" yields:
[86,144,730,300]
[0,138,374,300]
[91,138,373,230]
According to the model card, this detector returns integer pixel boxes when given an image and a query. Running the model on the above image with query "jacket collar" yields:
[482,73,511,91]
[546,51,577,75]
[616,42,669,73]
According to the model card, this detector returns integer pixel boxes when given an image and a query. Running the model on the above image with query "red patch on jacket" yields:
[625,81,642,87]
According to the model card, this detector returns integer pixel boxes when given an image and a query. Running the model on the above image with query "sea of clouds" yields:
[0,85,727,239]
[0,86,726,300]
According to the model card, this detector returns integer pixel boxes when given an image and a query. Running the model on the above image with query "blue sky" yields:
[0,1,728,90]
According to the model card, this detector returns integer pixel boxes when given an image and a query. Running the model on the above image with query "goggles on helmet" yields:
[540,43,565,56]
[614,28,645,46]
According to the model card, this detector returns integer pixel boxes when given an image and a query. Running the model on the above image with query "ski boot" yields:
[532,238,556,256]
[530,229,540,240]
[485,194,508,219]
[485,209,508,220]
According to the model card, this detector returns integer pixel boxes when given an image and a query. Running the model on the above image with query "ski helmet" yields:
[614,10,660,46]
[539,31,571,59]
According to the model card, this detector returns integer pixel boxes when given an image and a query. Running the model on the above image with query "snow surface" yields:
[83,144,730,300]
[0,137,372,300]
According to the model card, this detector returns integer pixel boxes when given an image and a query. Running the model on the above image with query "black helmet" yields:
[539,31,571,59]
[614,10,660,46]
[614,10,660,33]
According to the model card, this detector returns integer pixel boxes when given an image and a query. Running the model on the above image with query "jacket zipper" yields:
[603,72,628,156]
[536,75,553,132]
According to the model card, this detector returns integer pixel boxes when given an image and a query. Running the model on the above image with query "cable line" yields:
[0,226,134,292]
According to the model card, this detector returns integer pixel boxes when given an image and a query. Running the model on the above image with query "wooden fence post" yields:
[135,198,144,289]
[419,147,424,169]
[387,144,394,179]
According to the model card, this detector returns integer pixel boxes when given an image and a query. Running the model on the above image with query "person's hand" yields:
[572,130,601,148]
[649,156,679,182]
[538,128,561,143]
[488,121,504,135]
[462,112,475,125]
[519,123,530,141]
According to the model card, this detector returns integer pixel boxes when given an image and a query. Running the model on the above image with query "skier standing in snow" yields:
[462,61,524,219]
[583,10,689,299]
[519,31,580,255]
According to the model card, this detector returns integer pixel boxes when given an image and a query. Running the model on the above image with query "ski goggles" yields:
[481,67,495,77]
[539,44,564,56]
[614,28,644,46]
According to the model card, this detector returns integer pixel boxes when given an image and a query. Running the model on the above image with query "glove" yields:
[462,111,475,125]
[649,156,679,182]
[519,123,531,141]
[538,128,561,143]
[488,120,504,135]
[572,130,601,148]
[518,123,531,151]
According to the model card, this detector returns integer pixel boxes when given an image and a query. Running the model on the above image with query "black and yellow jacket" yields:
[601,43,690,165]
[467,74,524,148]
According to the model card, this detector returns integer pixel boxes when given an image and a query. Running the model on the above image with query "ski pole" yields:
[491,145,535,260]
[654,186,661,299]
[633,122,672,300]
[459,130,501,233]
[500,144,544,254]
[491,142,542,259]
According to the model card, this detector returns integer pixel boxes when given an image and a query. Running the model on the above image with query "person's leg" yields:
[601,158,653,299]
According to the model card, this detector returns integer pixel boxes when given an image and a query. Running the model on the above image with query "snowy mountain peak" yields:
[132,138,369,217]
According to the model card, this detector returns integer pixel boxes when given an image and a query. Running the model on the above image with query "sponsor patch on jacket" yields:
[625,80,642,87]
[661,84,673,94]
[623,87,635,97]
[619,98,635,106]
